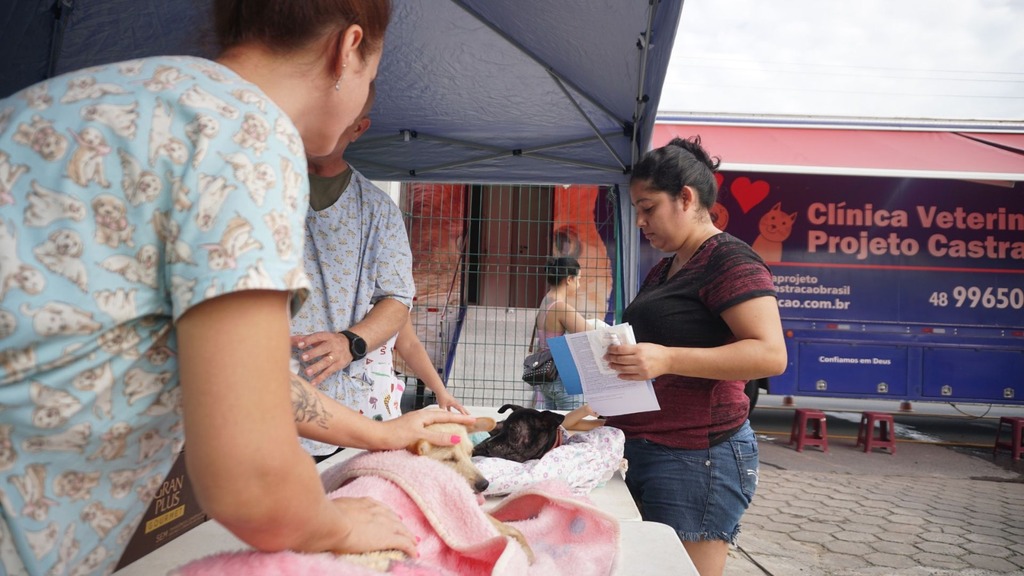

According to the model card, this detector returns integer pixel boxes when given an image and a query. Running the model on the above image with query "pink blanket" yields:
[171,450,619,575]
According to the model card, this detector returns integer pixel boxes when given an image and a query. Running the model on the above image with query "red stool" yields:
[789,408,829,453]
[993,416,1024,461]
[857,411,896,454]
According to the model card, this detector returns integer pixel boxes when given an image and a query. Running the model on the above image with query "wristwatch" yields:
[341,330,367,361]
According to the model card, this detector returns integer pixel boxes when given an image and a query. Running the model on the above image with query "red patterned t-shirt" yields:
[606,233,776,449]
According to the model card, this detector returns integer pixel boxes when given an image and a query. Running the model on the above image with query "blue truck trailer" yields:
[637,169,1024,407]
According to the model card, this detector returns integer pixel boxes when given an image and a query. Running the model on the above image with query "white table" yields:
[619,521,697,575]
[115,406,696,575]
[116,519,695,575]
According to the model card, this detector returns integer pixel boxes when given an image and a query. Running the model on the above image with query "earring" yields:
[334,64,347,92]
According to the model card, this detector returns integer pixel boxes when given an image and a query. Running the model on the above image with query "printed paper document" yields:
[548,323,660,416]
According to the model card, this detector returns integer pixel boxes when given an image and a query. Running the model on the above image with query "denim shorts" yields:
[531,378,584,411]
[623,421,759,544]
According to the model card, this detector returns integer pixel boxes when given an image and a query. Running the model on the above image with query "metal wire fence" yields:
[397,182,620,409]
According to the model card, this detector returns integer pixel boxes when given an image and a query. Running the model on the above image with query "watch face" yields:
[344,331,367,358]
[351,337,367,356]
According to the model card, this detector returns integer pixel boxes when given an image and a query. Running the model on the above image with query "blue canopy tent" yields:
[345,0,681,187]
[1,0,681,182]
[1,0,684,302]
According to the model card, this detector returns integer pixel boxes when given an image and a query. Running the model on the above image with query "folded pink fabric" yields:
[172,450,619,575]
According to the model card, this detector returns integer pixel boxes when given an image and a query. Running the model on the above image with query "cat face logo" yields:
[757,202,797,242]
[752,202,797,263]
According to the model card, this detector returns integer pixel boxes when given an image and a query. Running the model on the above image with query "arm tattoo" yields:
[290,373,331,429]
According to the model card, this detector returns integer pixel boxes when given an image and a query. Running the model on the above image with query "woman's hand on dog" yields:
[376,409,478,450]
[291,331,351,386]
[327,496,418,557]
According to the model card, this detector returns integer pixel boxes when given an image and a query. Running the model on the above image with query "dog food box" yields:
[115,449,209,570]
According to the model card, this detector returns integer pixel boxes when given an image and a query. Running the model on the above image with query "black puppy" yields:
[472,404,565,463]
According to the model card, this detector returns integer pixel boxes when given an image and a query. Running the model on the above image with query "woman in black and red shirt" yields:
[605,136,787,576]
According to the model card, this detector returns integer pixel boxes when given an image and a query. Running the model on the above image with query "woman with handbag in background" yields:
[527,256,597,410]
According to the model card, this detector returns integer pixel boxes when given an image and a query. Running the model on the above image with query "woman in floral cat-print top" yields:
[0,2,473,574]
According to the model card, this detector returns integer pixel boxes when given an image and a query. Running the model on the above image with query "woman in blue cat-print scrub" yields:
[0,2,474,574]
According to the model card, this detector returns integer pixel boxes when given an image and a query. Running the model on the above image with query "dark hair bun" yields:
[545,256,581,286]
[666,136,720,172]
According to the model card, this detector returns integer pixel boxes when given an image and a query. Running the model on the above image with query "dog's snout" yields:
[474,477,489,493]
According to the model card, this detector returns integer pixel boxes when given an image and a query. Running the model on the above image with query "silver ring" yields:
[327,354,334,363]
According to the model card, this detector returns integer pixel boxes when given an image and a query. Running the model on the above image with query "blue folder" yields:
[547,336,582,395]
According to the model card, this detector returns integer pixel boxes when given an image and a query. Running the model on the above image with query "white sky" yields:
[659,0,1024,121]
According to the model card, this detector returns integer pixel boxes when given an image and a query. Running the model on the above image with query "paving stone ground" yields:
[723,434,1024,575]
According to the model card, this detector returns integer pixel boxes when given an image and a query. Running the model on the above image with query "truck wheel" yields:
[744,379,763,414]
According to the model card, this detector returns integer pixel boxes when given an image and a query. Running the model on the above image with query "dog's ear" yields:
[472,417,496,433]
[409,439,433,456]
